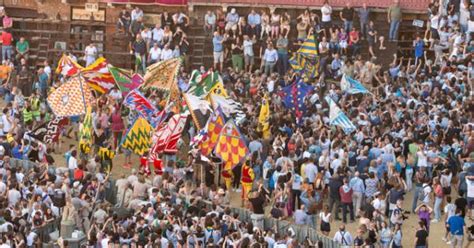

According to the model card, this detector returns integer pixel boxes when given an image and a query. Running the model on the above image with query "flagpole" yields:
[77,73,89,114]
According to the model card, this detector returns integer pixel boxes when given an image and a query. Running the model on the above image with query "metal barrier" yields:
[9,158,339,247]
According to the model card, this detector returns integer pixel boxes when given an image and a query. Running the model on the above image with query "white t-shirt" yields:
[1,114,11,134]
[416,151,428,167]
[85,46,97,58]
[321,5,332,22]
[149,47,162,61]
[68,156,78,170]
[161,49,173,61]
[467,178,474,198]
[26,232,37,246]
[422,185,432,203]
[7,189,21,207]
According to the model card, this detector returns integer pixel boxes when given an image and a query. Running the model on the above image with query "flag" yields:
[98,147,116,160]
[124,89,158,125]
[27,117,68,144]
[192,107,225,156]
[214,120,249,169]
[340,74,369,94]
[258,95,271,139]
[280,79,314,124]
[82,57,116,94]
[209,94,246,125]
[47,76,95,117]
[56,54,83,77]
[150,113,189,155]
[208,77,227,97]
[142,57,181,102]
[289,53,318,79]
[108,65,135,97]
[297,34,318,59]
[121,117,153,155]
[325,96,357,134]
[187,69,223,97]
[78,106,93,154]
[183,93,212,130]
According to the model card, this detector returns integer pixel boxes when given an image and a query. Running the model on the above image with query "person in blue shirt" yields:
[413,35,425,66]
[262,43,278,76]
[36,68,49,100]
[247,10,261,37]
[447,210,465,247]
[212,32,225,71]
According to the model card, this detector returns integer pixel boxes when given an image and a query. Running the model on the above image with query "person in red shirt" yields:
[339,177,355,223]
[349,27,360,57]
[1,30,13,61]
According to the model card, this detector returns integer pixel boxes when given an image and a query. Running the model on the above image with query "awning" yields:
[101,0,187,6]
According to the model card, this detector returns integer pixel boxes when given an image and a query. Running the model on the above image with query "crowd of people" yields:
[0,1,472,248]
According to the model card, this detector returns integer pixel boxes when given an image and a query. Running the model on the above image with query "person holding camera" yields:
[390,199,405,228]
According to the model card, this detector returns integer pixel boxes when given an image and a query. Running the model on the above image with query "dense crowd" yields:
[0,1,473,248]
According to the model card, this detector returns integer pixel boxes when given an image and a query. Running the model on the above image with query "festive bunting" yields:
[214,120,249,169]
[121,117,153,155]
[47,76,94,117]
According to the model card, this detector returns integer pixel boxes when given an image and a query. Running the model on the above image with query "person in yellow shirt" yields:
[241,160,255,205]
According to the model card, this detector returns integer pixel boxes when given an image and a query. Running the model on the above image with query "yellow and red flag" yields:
[81,57,116,94]
[214,120,249,169]
[56,54,83,77]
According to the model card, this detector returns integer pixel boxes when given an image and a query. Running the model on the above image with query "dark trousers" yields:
[328,197,341,220]
[291,189,301,211]
[341,202,355,223]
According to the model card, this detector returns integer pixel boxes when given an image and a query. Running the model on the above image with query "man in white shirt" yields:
[1,109,12,134]
[262,43,278,76]
[333,224,353,246]
[84,43,97,66]
[68,150,78,171]
[321,2,333,29]
[160,44,173,61]
[131,6,143,21]
[148,43,162,65]
[152,24,164,46]
[243,35,255,73]
[108,87,122,101]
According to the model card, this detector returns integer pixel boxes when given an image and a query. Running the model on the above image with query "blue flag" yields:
[280,79,314,124]
[340,74,369,94]
[325,95,356,134]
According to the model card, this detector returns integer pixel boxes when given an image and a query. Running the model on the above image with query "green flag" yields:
[186,69,219,97]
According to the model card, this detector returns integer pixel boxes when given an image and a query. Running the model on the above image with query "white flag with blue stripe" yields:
[340,74,370,94]
[325,96,357,134]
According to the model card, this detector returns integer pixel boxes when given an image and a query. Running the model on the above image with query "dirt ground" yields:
[46,135,474,247]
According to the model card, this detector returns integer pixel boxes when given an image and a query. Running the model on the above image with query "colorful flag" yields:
[121,117,153,155]
[150,113,189,155]
[187,69,222,97]
[258,95,271,139]
[183,93,212,130]
[56,54,83,77]
[208,78,227,97]
[297,34,318,59]
[280,79,314,124]
[27,117,68,144]
[108,65,134,97]
[340,74,370,94]
[214,120,249,169]
[289,53,318,79]
[325,96,356,134]
[209,94,246,125]
[142,57,181,102]
[82,57,116,94]
[78,106,93,154]
[47,76,95,117]
[192,107,225,156]
[124,89,158,124]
